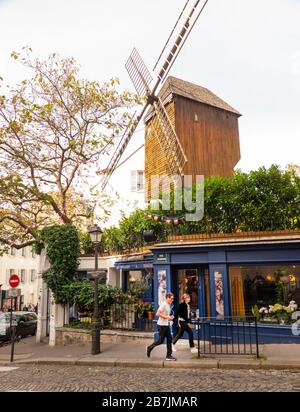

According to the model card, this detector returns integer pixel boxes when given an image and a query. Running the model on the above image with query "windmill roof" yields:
[144,76,241,122]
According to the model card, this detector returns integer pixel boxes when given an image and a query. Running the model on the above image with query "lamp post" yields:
[89,224,103,355]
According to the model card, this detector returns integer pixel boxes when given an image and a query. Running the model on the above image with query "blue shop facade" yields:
[150,232,300,343]
[115,252,154,303]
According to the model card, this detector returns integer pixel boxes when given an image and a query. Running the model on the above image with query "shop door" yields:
[173,267,210,318]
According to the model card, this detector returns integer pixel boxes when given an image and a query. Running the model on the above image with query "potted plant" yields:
[145,303,155,320]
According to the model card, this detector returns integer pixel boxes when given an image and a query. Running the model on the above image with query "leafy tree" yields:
[0,48,139,254]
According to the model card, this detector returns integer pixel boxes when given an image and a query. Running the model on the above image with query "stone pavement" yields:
[0,335,299,369]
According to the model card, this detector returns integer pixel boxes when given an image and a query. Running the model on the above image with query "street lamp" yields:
[89,224,103,355]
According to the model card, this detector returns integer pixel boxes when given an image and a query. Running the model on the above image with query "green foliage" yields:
[63,278,136,310]
[102,210,169,253]
[155,165,300,235]
[78,230,95,255]
[41,225,80,303]
[99,165,300,254]
[251,305,260,321]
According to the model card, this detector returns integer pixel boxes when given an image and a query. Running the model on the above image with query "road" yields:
[0,364,300,392]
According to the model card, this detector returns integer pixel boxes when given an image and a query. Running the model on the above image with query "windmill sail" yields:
[125,48,153,97]
[153,97,187,176]
[101,0,209,190]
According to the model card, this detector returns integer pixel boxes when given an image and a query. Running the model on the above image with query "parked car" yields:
[0,311,37,341]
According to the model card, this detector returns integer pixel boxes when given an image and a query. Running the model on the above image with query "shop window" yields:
[128,270,142,287]
[229,264,300,317]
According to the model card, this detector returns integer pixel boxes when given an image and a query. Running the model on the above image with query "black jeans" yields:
[173,321,195,348]
[148,325,172,357]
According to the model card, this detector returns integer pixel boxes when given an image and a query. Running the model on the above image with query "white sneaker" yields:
[190,347,198,354]
[172,344,177,352]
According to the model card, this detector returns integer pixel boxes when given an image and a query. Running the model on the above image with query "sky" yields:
[0,0,299,176]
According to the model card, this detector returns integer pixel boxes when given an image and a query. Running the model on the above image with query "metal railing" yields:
[76,304,155,332]
[110,303,154,332]
[194,317,260,358]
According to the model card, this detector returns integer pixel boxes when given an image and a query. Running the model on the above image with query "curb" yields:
[2,357,300,370]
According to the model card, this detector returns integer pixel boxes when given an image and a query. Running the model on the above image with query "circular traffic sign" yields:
[9,274,20,288]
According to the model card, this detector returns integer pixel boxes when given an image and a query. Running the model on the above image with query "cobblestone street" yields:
[1,365,300,392]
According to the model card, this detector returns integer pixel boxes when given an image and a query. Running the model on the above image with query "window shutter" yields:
[130,170,137,191]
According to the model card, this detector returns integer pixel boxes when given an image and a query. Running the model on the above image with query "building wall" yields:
[0,246,40,310]
[78,255,119,287]
[101,127,146,228]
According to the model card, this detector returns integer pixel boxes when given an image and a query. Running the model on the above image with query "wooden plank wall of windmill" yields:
[175,96,241,180]
[144,102,176,201]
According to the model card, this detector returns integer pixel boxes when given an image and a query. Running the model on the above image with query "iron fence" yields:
[194,317,260,358]
[110,303,154,332]
[76,304,154,332]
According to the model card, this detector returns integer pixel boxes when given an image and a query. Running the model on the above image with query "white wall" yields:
[0,246,40,309]
[100,129,146,228]
[78,255,120,288]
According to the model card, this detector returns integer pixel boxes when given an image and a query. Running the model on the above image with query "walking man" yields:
[146,292,177,361]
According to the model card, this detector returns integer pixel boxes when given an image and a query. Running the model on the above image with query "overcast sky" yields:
[0,0,299,172]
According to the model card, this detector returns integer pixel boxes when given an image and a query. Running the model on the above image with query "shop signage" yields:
[87,270,107,279]
[4,289,21,299]
[156,253,168,263]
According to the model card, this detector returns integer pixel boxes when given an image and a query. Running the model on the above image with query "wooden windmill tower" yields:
[101,0,210,191]
[144,76,241,199]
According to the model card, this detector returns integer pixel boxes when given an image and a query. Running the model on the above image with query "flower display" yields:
[252,301,298,324]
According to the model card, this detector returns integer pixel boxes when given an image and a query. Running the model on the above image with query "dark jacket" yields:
[176,302,191,322]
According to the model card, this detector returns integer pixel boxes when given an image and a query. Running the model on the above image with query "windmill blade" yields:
[153,97,187,176]
[100,49,153,190]
[125,48,153,97]
[154,0,209,87]
[100,104,149,190]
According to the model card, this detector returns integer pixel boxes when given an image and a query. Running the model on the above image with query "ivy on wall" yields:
[40,225,80,304]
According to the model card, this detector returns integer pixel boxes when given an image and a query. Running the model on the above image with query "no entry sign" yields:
[9,274,20,288]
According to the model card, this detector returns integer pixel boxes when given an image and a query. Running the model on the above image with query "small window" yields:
[10,247,16,256]
[20,269,26,283]
[22,247,26,257]
[30,270,36,282]
[130,170,144,192]
[31,249,36,258]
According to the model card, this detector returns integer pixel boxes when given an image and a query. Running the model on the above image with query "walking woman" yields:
[172,293,197,353]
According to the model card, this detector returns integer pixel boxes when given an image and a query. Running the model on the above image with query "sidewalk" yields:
[0,336,299,370]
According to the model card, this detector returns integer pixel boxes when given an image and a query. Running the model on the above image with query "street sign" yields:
[8,288,18,298]
[87,271,101,278]
[4,289,21,299]
[87,270,107,279]
[9,274,20,288]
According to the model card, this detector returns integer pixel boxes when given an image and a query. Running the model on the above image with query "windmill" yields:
[100,0,209,191]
